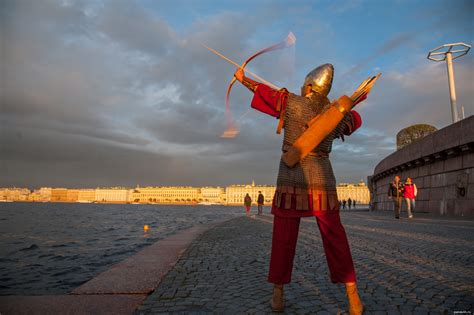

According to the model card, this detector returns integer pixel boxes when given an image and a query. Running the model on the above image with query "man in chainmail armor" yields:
[234,64,364,314]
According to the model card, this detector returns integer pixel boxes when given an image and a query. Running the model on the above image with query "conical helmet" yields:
[301,64,334,96]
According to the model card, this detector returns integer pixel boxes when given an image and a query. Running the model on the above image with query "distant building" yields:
[0,181,370,206]
[0,188,31,201]
[199,187,225,204]
[51,188,68,202]
[225,181,276,205]
[336,181,370,204]
[29,187,52,202]
[38,187,52,201]
[78,189,96,202]
[131,186,199,204]
[66,189,79,202]
[95,188,131,203]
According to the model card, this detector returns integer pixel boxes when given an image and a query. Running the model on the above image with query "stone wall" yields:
[369,115,474,216]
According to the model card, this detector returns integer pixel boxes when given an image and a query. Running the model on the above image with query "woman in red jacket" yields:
[404,177,417,218]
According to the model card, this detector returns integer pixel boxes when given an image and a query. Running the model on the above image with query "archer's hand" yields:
[234,68,244,82]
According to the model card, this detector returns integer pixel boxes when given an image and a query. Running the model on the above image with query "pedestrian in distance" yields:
[257,191,265,215]
[244,193,252,216]
[388,175,404,219]
[404,177,417,219]
[348,198,352,210]
[342,199,347,210]
[353,200,356,209]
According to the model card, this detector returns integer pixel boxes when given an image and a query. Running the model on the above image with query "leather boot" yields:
[271,284,284,312]
[346,283,364,315]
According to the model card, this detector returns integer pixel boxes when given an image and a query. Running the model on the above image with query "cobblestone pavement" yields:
[136,210,474,314]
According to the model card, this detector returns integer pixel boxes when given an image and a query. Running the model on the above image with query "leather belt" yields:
[282,144,328,157]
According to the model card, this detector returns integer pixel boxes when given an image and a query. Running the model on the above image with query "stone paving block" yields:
[0,295,146,315]
[136,213,474,314]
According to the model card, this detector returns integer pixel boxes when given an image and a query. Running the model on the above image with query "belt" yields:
[282,144,329,157]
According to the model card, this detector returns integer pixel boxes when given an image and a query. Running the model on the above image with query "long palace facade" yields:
[0,181,370,205]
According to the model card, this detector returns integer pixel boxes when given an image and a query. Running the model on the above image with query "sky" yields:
[1,0,473,189]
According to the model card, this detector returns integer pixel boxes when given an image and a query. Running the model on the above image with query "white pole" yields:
[445,52,459,123]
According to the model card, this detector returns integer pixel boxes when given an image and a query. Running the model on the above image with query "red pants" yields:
[268,211,356,284]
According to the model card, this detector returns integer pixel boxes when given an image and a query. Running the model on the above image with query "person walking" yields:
[388,175,404,219]
[404,177,417,219]
[353,200,357,209]
[342,199,347,210]
[348,198,352,210]
[257,191,265,215]
[244,193,252,216]
[234,64,365,314]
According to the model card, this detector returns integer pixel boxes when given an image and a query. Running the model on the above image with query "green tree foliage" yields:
[396,124,438,150]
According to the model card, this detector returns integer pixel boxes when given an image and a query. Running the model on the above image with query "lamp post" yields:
[427,42,471,123]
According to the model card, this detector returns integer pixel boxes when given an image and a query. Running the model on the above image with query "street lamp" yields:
[427,42,471,123]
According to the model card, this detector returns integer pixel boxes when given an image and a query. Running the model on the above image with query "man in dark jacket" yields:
[388,175,404,219]
[257,191,265,215]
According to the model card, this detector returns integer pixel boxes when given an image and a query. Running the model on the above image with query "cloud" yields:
[0,116,281,188]
[334,55,474,178]
[97,0,175,56]
[342,0,473,78]
[344,32,418,77]
[329,0,362,14]
[1,0,472,189]
[0,0,289,188]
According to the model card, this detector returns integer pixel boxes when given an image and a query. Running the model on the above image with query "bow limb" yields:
[225,77,237,129]
[223,32,296,137]
[240,31,296,70]
[224,46,281,128]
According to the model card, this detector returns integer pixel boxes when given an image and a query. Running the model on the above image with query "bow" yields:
[222,32,296,138]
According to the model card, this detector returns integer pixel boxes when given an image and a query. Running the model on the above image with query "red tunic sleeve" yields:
[342,110,362,136]
[250,84,288,118]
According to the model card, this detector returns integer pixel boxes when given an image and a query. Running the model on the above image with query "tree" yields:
[396,124,438,150]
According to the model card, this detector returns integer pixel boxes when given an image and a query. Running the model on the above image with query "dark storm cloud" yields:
[0,0,288,187]
[126,11,290,151]
[97,0,174,56]
[331,131,394,182]
[2,0,472,188]
[0,117,280,188]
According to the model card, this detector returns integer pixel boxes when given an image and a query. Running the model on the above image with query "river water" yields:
[0,202,247,295]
